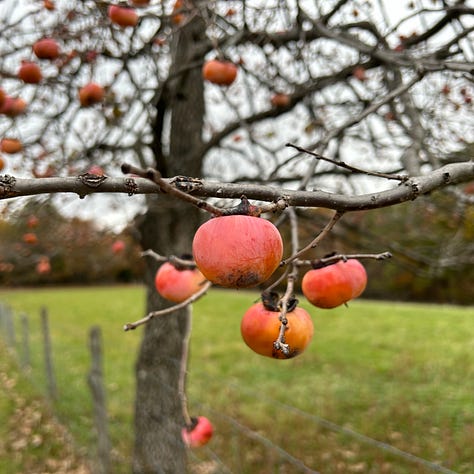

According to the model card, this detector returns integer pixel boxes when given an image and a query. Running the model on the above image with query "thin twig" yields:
[141,250,197,268]
[297,251,393,266]
[286,144,409,181]
[281,210,344,266]
[178,306,193,427]
[123,281,212,331]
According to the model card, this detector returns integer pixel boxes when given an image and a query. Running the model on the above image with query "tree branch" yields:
[1,161,472,212]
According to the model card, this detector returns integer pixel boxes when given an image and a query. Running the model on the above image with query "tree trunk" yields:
[132,10,206,474]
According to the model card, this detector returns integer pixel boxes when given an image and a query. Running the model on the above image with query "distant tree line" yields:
[0,199,143,286]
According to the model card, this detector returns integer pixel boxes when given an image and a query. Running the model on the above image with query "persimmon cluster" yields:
[153,212,369,365]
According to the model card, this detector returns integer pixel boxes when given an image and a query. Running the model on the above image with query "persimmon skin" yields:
[241,303,314,359]
[202,60,238,86]
[154,262,205,303]
[271,93,290,107]
[343,259,367,298]
[79,83,104,107]
[1,138,22,154]
[0,97,27,117]
[108,5,138,28]
[33,38,60,60]
[181,416,213,448]
[18,61,42,84]
[192,215,283,288]
[302,259,367,309]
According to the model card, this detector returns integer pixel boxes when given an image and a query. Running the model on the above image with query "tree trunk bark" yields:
[132,10,206,474]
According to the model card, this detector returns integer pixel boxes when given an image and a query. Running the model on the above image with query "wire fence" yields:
[0,302,462,474]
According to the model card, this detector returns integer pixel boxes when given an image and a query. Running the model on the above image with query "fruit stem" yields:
[179,306,193,427]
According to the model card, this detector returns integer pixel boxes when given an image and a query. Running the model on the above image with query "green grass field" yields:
[0,286,473,473]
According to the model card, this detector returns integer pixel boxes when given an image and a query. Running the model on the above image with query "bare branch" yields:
[123,281,212,331]
[1,161,473,211]
[281,211,345,266]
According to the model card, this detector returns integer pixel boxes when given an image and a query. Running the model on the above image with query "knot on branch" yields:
[170,176,203,193]
[78,173,108,188]
[124,177,138,196]
[0,175,17,198]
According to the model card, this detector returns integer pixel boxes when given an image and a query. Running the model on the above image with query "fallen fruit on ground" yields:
[192,215,283,288]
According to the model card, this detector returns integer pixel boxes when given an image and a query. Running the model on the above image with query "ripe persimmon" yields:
[202,59,238,86]
[241,302,314,359]
[302,259,367,309]
[192,215,283,288]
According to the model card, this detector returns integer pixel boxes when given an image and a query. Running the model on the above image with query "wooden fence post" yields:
[87,326,111,474]
[20,313,31,370]
[40,306,57,399]
[3,305,16,349]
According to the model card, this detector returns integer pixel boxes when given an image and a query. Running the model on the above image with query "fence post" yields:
[5,305,16,349]
[87,326,111,474]
[20,313,31,370]
[40,306,57,399]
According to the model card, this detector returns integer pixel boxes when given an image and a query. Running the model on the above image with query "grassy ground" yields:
[0,285,473,473]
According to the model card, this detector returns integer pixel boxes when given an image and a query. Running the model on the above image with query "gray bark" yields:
[132,10,206,473]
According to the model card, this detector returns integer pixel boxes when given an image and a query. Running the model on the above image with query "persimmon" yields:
[0,97,27,117]
[1,138,22,154]
[171,0,185,25]
[18,61,42,84]
[240,302,314,359]
[343,259,367,298]
[192,215,283,288]
[302,259,367,309]
[33,38,60,60]
[0,89,5,108]
[271,93,290,107]
[154,261,205,303]
[22,233,38,245]
[182,416,213,448]
[27,215,39,228]
[111,240,125,254]
[352,66,367,81]
[108,5,138,28]
[202,59,238,86]
[43,0,55,10]
[36,256,51,274]
[0,155,5,172]
[87,165,105,176]
[79,83,104,107]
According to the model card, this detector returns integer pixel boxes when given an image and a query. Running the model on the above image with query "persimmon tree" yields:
[1,0,473,472]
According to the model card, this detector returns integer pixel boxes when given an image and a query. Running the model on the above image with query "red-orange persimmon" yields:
[240,302,314,359]
[181,416,213,448]
[202,60,238,86]
[154,261,205,303]
[33,38,60,60]
[302,259,367,309]
[18,61,42,84]
[192,215,283,288]
[108,5,138,28]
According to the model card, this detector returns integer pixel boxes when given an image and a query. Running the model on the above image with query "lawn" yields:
[0,285,473,473]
